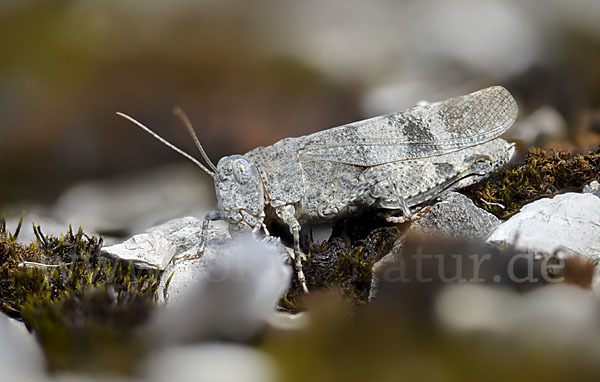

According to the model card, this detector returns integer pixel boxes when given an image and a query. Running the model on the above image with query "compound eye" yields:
[217,160,234,181]
[233,159,251,184]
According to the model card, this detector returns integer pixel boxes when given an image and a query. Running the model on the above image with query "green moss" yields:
[465,147,600,218]
[0,218,160,374]
[282,221,400,310]
[21,286,156,374]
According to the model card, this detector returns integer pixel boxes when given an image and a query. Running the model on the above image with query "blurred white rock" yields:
[258,0,543,86]
[0,314,46,381]
[520,285,599,344]
[409,0,542,79]
[583,180,600,198]
[266,311,310,332]
[144,344,278,382]
[51,372,140,382]
[504,106,567,144]
[486,193,600,259]
[147,235,291,343]
[154,222,231,303]
[5,210,70,245]
[53,163,213,237]
[436,283,600,347]
[435,284,520,333]
[361,81,476,117]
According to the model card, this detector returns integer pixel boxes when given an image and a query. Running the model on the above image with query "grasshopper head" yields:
[115,111,266,233]
[214,155,266,233]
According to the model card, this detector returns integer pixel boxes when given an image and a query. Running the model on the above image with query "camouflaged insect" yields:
[118,86,518,293]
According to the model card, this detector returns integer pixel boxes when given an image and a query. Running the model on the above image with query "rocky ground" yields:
[0,146,599,381]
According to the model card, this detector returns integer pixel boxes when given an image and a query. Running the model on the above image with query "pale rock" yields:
[52,163,213,236]
[583,180,600,198]
[410,192,500,241]
[101,216,226,270]
[436,283,600,347]
[259,0,541,82]
[0,314,46,381]
[5,211,69,245]
[147,236,291,343]
[155,224,291,305]
[362,82,472,117]
[435,284,520,333]
[266,311,310,332]
[144,344,277,382]
[51,373,140,382]
[504,106,567,144]
[369,192,500,300]
[154,222,231,303]
[486,193,600,259]
[102,216,293,306]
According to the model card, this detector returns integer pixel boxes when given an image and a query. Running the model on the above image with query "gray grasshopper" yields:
[118,86,517,293]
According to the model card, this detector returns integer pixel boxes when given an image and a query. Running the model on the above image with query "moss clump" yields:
[282,215,400,310]
[0,218,160,374]
[465,147,600,218]
[21,286,156,374]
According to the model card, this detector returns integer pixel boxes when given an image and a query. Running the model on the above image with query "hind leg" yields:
[379,176,433,223]
[349,170,433,224]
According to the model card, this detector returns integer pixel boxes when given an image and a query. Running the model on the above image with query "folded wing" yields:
[298,86,517,167]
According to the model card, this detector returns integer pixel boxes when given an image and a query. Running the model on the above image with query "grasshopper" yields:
[118,86,517,293]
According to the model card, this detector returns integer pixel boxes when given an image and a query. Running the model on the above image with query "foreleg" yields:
[171,210,223,263]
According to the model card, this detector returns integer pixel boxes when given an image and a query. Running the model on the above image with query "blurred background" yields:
[1,0,599,238]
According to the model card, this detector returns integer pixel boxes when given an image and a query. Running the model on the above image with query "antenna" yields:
[116,112,216,178]
[172,107,218,173]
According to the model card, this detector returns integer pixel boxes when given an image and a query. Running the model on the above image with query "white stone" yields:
[486,193,600,259]
[51,373,140,382]
[435,284,520,333]
[436,284,600,347]
[504,106,567,144]
[259,0,541,82]
[101,216,227,270]
[5,211,70,245]
[155,222,231,303]
[410,192,500,241]
[144,344,278,382]
[266,311,310,332]
[0,315,46,381]
[52,163,213,236]
[147,236,291,343]
[584,181,600,198]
